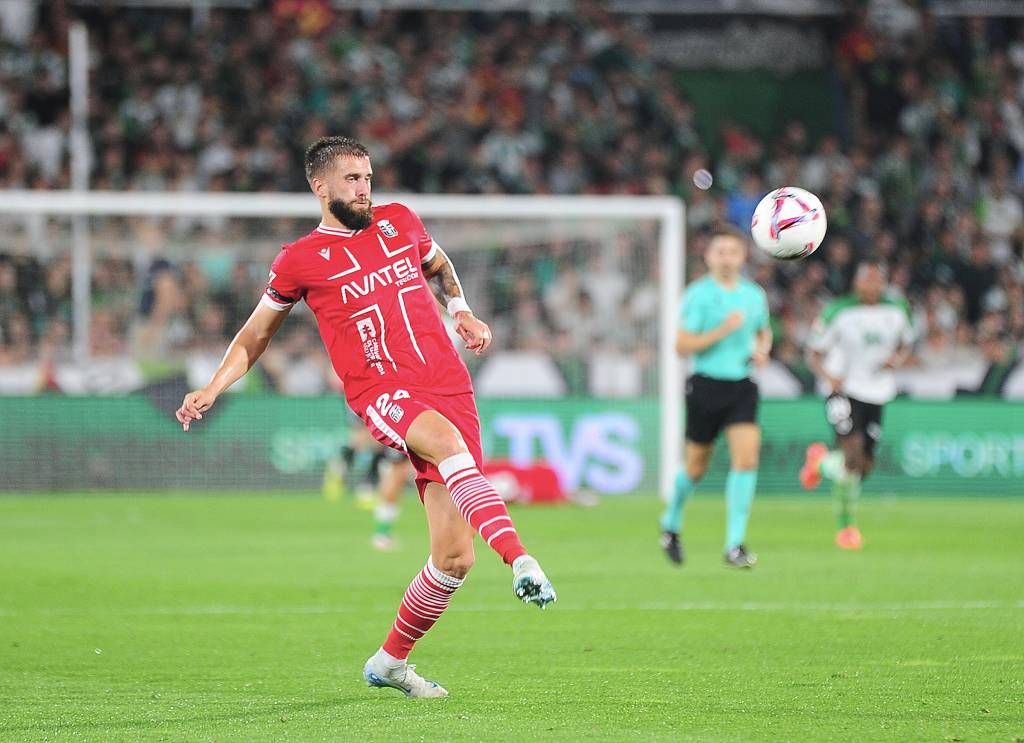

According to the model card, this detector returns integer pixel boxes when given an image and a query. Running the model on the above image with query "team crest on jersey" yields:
[378,220,398,238]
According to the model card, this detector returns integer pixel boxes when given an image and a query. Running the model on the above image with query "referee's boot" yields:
[660,530,684,565]
[724,544,757,568]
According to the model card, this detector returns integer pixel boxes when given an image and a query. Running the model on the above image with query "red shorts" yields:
[349,385,484,500]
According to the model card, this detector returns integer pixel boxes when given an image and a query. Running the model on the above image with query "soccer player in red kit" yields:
[175,136,556,698]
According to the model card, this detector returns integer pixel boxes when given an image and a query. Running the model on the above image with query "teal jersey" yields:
[678,275,770,381]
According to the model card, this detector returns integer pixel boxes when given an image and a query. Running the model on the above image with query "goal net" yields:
[0,192,683,498]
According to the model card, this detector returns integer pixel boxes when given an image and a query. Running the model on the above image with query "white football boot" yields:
[512,555,557,609]
[370,533,397,551]
[363,650,448,698]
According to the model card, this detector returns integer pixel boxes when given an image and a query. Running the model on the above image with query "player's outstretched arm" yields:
[175,302,291,431]
[422,247,492,355]
[675,310,744,356]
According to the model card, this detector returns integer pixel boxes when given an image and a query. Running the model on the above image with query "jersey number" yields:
[375,389,411,423]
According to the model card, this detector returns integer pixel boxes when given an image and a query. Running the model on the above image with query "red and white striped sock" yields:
[438,453,528,566]
[382,559,463,661]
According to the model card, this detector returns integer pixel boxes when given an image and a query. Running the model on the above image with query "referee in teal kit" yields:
[660,225,772,568]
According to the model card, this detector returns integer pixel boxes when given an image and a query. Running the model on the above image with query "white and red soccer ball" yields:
[750,186,827,260]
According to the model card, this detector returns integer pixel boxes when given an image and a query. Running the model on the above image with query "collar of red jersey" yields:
[316,222,361,236]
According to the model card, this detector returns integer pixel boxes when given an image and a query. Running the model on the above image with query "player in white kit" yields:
[800,261,915,549]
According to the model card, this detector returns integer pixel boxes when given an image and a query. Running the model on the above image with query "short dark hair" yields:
[303,136,370,183]
[708,223,749,245]
[855,258,888,279]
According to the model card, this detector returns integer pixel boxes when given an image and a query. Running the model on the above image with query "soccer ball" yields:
[750,186,827,260]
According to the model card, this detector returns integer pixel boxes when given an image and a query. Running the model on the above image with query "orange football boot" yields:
[835,526,864,550]
[799,443,829,490]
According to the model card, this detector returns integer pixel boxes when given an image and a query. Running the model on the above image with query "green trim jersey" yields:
[678,275,770,381]
[808,296,915,405]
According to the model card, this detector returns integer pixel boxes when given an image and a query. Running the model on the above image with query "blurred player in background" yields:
[176,136,555,698]
[659,226,772,568]
[366,449,412,549]
[322,421,412,550]
[801,261,914,549]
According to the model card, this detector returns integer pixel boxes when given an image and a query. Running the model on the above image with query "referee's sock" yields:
[725,469,758,551]
[660,468,695,534]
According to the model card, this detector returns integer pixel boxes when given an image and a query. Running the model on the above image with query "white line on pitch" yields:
[0,600,1022,617]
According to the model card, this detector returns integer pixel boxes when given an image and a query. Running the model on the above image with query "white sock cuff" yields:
[374,502,399,522]
[438,452,477,482]
[820,451,846,481]
[840,467,862,484]
[427,558,465,589]
[376,647,404,668]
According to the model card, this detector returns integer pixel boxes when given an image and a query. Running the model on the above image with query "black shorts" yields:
[685,374,759,445]
[825,393,883,458]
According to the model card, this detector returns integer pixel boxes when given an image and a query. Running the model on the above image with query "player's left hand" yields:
[454,311,492,356]
[752,348,771,368]
[882,354,904,370]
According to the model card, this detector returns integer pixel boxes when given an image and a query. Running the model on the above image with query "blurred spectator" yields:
[726,172,764,231]
[0,5,1023,398]
[261,320,333,395]
[979,173,1023,263]
[957,236,999,326]
[0,313,34,365]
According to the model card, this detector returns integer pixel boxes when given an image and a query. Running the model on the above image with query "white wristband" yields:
[446,297,472,317]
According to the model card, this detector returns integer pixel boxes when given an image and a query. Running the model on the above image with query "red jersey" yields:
[263,203,473,403]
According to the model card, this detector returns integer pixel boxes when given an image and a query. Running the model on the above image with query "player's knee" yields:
[685,450,712,481]
[435,430,468,460]
[434,547,475,579]
[731,453,759,470]
[841,444,864,474]
[407,409,471,462]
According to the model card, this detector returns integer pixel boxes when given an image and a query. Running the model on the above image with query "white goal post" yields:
[0,190,685,500]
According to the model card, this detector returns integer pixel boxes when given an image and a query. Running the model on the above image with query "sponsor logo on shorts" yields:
[389,405,405,423]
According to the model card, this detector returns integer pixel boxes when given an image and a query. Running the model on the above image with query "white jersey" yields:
[809,296,915,405]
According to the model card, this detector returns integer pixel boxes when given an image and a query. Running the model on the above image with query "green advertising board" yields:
[1,395,1021,495]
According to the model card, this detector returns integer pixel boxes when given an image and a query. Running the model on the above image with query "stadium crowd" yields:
[0,3,1022,397]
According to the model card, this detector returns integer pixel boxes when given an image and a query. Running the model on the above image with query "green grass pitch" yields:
[1,493,1021,742]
